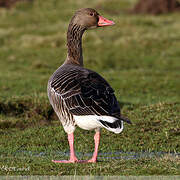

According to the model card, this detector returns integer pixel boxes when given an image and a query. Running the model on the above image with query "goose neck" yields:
[65,23,86,66]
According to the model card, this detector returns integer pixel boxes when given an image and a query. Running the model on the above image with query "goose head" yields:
[70,8,115,29]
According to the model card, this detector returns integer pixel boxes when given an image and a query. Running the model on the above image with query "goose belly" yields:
[73,114,124,134]
[73,115,102,130]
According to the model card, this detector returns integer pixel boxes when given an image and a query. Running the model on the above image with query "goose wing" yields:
[49,67,130,124]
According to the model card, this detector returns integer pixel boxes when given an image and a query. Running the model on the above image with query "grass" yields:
[0,0,180,176]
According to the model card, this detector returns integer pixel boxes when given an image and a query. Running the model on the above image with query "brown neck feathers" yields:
[65,22,86,66]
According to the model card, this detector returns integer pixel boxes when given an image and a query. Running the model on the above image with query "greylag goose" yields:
[47,8,131,163]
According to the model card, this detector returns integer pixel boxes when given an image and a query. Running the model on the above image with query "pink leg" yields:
[52,133,78,163]
[87,131,100,163]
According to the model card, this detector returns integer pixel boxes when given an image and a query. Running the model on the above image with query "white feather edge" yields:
[73,115,123,134]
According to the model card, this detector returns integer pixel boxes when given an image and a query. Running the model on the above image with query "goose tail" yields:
[98,116,123,134]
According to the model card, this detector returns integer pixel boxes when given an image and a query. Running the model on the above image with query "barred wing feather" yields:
[49,67,122,121]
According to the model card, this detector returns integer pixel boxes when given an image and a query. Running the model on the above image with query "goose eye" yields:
[90,13,94,16]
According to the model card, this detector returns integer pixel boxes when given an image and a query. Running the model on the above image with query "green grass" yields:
[0,0,180,176]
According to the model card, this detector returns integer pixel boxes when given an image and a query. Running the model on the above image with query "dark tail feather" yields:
[99,119,122,129]
[120,116,132,124]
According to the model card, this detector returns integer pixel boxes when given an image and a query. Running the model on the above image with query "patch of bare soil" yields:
[0,0,32,8]
[131,0,180,15]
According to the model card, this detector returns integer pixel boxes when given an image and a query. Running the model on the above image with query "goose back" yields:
[47,64,122,133]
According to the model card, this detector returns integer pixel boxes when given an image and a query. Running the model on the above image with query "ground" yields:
[0,0,180,176]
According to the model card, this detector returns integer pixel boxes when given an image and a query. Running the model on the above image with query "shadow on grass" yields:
[0,99,58,129]
[10,149,180,161]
